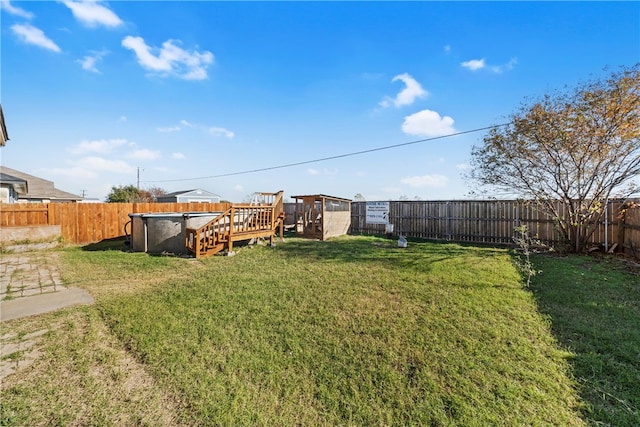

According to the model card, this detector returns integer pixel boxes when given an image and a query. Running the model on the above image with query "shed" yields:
[156,189,221,203]
[292,194,351,240]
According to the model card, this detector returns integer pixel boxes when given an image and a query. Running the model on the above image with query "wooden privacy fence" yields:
[347,200,640,258]
[3,200,639,257]
[1,202,231,244]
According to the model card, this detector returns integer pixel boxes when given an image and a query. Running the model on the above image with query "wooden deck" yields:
[185,191,285,258]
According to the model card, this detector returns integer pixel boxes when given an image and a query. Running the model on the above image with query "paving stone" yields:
[0,335,44,381]
[1,252,91,321]
[23,329,48,340]
[0,342,22,356]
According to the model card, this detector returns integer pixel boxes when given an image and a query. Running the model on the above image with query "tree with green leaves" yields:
[106,185,140,203]
[105,185,166,203]
[470,65,640,252]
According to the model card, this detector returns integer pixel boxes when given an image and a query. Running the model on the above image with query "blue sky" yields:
[1,1,638,202]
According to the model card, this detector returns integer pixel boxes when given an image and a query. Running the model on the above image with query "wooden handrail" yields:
[185,191,285,258]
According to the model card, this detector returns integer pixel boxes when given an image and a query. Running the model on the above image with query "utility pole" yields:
[137,167,140,190]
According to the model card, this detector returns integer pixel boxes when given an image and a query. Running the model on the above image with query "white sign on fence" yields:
[366,202,389,224]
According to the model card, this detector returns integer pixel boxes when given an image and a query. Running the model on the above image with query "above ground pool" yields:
[127,212,222,255]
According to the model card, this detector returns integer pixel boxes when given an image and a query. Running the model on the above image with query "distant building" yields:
[0,166,83,203]
[156,189,221,203]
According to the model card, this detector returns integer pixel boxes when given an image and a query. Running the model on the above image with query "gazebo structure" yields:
[292,194,351,240]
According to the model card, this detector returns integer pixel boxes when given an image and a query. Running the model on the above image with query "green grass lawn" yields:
[530,254,640,426]
[2,235,637,425]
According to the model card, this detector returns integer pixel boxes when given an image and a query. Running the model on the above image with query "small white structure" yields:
[156,189,221,203]
[0,172,27,203]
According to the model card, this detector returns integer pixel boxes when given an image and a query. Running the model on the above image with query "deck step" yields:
[185,191,285,258]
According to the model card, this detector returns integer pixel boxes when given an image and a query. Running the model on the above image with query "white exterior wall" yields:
[0,185,17,203]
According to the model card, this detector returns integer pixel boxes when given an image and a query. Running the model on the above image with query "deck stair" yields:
[185,191,285,258]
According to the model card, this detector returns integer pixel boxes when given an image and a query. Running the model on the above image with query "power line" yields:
[141,123,509,184]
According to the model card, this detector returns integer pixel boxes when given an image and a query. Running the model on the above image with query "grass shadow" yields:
[82,236,130,252]
[529,254,640,425]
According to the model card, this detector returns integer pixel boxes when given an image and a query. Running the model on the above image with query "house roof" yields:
[0,104,8,147]
[0,172,28,194]
[292,194,352,202]
[0,166,83,201]
[160,189,221,198]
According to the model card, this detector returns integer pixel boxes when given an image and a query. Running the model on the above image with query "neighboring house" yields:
[157,189,221,203]
[0,104,8,147]
[0,172,28,203]
[0,166,83,203]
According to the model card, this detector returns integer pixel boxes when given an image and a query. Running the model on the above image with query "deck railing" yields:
[185,191,284,257]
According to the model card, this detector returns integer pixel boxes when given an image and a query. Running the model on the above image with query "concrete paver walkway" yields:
[1,287,94,321]
[1,250,94,380]
[0,251,94,321]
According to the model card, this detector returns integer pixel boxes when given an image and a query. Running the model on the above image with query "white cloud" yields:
[401,109,456,137]
[63,0,123,28]
[76,156,135,174]
[444,44,451,54]
[307,168,337,176]
[69,138,129,154]
[379,73,428,108]
[490,57,518,74]
[78,50,108,73]
[461,57,517,73]
[122,36,214,80]
[11,24,61,52]
[183,67,208,81]
[401,174,448,188]
[172,152,186,160]
[42,166,97,179]
[456,163,472,171]
[118,116,127,123]
[1,1,34,19]
[234,184,244,192]
[157,126,181,133]
[159,119,233,138]
[209,127,234,139]
[127,149,161,160]
[461,58,485,71]
[122,36,171,71]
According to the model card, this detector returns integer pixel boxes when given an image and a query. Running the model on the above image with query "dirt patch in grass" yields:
[1,307,186,426]
[1,329,47,380]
